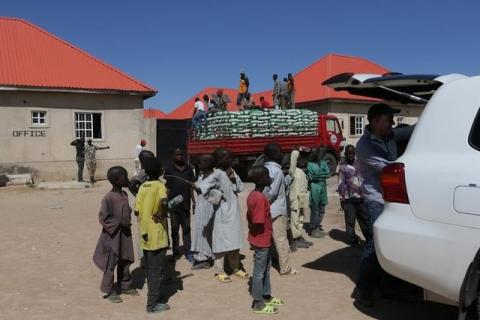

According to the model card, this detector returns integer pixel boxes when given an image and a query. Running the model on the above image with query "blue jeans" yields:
[309,203,326,231]
[192,110,206,128]
[251,247,272,308]
[357,201,384,297]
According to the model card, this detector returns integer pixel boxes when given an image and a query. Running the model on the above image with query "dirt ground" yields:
[0,179,457,320]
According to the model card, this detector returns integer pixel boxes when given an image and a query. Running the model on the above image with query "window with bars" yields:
[31,111,46,126]
[349,116,364,136]
[75,112,102,139]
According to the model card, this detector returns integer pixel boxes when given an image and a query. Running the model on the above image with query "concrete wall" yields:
[0,90,155,181]
[300,100,424,147]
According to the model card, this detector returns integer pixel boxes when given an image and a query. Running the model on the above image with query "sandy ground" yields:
[0,179,457,320]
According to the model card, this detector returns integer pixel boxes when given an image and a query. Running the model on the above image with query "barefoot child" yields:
[93,166,137,303]
[191,154,215,270]
[135,157,170,314]
[247,165,283,315]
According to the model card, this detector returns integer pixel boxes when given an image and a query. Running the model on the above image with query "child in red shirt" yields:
[247,165,284,315]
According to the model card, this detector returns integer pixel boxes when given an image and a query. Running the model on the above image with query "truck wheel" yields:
[322,153,337,176]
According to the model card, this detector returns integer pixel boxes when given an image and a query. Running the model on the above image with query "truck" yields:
[155,113,344,178]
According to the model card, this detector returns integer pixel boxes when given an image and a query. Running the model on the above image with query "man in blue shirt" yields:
[355,103,414,306]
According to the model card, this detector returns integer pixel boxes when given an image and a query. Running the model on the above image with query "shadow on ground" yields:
[131,254,193,302]
[303,229,457,320]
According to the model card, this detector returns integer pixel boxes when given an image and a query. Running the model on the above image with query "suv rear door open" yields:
[322,73,467,104]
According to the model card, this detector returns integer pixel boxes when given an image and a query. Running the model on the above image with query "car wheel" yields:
[322,153,337,176]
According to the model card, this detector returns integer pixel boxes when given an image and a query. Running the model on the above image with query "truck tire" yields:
[322,153,337,176]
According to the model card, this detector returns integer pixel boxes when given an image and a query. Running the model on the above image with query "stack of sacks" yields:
[193,109,318,140]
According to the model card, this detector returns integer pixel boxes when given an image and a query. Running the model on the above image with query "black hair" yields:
[107,166,128,184]
[213,147,230,164]
[171,148,184,156]
[264,143,281,162]
[283,77,288,82]
[203,94,209,101]
[195,97,200,102]
[273,74,278,79]
[344,145,355,153]
[309,149,321,162]
[144,157,163,179]
[139,150,155,167]
[199,154,215,169]
[260,96,265,100]
[248,165,269,185]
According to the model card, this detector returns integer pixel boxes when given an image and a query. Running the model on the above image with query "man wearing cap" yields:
[85,139,110,184]
[354,103,414,306]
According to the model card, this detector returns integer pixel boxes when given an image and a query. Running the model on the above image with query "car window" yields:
[469,108,480,151]
[326,119,340,133]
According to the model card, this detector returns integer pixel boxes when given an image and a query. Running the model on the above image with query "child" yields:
[289,150,313,248]
[93,166,138,303]
[247,165,283,315]
[337,145,369,246]
[191,154,215,270]
[196,148,249,282]
[135,157,170,314]
[307,149,330,238]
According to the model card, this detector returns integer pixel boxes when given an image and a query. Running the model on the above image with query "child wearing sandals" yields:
[247,165,284,315]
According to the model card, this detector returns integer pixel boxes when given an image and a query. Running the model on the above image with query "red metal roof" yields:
[144,109,167,119]
[0,17,156,95]
[293,53,388,103]
[164,54,389,119]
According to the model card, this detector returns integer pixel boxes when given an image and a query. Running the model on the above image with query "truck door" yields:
[325,117,343,151]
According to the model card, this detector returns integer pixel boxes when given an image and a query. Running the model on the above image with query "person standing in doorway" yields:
[134,140,147,175]
[354,103,414,306]
[70,135,85,182]
[85,139,110,184]
[263,143,298,276]
[307,149,330,238]
[164,148,196,262]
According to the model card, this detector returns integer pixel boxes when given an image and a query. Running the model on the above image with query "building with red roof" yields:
[0,17,157,181]
[162,53,423,147]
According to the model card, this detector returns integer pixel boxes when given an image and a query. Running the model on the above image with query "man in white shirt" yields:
[134,139,146,174]
[192,97,206,128]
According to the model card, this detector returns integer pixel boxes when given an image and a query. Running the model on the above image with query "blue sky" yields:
[3,0,480,112]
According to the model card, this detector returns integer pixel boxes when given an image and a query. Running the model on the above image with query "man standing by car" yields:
[164,148,196,262]
[355,103,414,306]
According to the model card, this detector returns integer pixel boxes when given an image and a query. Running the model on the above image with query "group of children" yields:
[92,143,333,315]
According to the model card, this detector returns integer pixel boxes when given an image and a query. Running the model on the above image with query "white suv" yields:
[324,73,480,318]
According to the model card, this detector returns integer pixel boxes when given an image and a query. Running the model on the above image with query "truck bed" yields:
[188,133,323,156]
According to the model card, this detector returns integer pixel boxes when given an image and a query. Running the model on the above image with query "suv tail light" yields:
[381,163,409,204]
